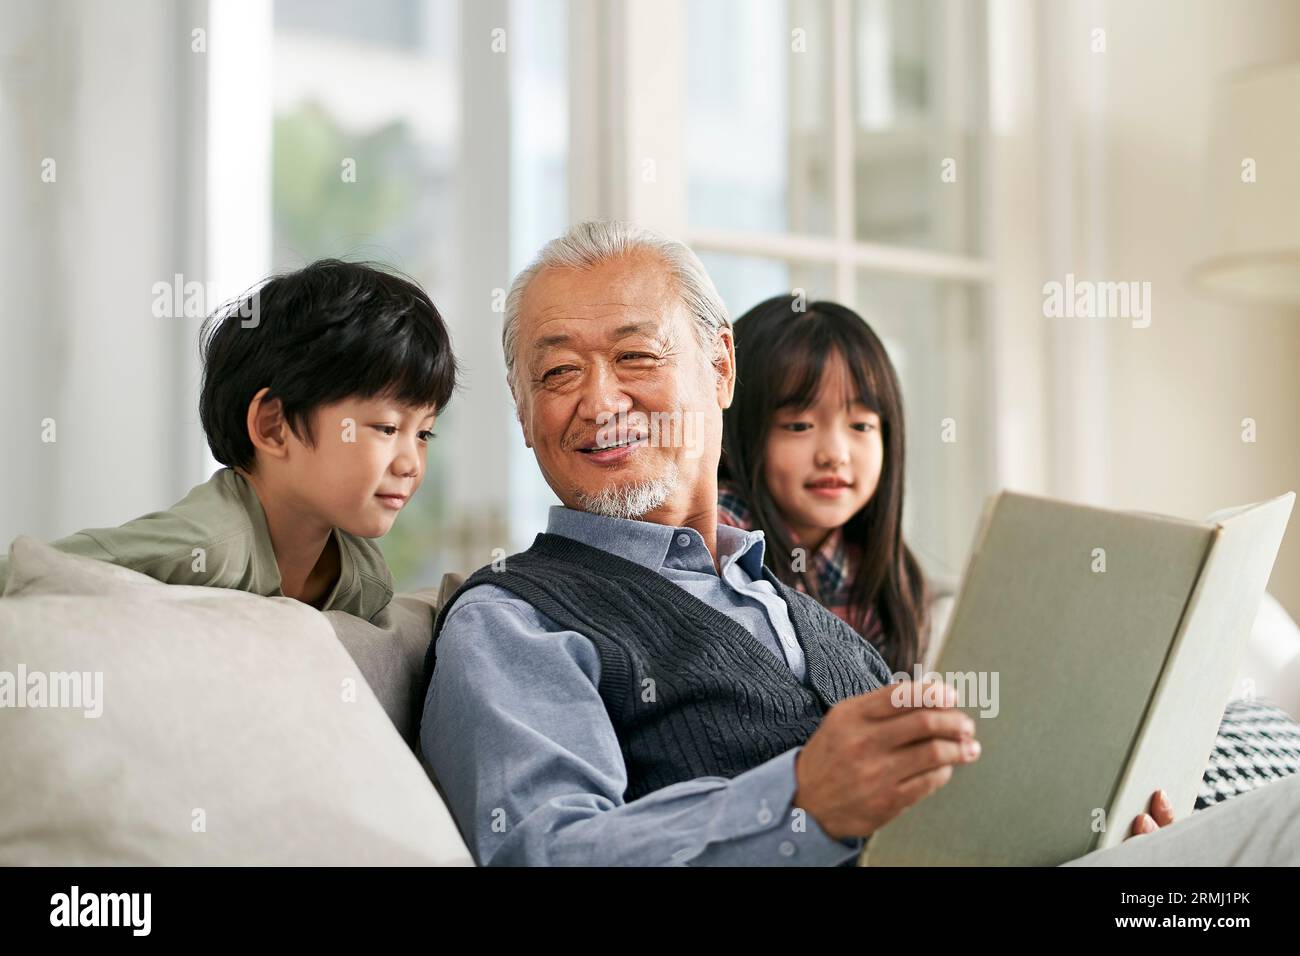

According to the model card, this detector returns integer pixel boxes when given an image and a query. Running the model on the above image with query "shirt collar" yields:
[224,468,362,607]
[223,469,283,593]
[545,505,769,576]
[717,522,769,580]
[814,526,846,565]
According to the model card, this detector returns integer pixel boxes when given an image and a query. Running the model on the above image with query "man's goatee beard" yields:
[574,467,680,521]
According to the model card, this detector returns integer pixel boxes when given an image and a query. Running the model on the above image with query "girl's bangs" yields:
[770,314,886,417]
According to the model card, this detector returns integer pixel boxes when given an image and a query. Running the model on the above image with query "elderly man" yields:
[419,220,1299,866]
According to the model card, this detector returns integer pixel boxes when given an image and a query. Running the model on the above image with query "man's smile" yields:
[576,435,648,465]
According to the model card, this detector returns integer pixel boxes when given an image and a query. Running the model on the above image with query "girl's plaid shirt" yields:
[717,482,881,643]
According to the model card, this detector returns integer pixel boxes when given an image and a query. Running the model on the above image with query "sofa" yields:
[3,534,1299,865]
[0,536,470,865]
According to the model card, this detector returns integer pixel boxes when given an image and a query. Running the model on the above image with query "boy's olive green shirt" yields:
[0,468,394,620]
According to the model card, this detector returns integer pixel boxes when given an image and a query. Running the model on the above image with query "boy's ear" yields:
[246,387,291,461]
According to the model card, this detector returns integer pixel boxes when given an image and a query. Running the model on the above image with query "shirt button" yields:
[778,841,797,858]
[756,802,774,825]
[676,533,690,547]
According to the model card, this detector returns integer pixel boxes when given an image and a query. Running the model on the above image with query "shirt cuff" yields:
[697,746,863,866]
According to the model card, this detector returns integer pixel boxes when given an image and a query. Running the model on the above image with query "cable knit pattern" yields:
[421,532,892,801]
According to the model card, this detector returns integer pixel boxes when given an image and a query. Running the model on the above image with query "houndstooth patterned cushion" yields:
[1195,697,1300,811]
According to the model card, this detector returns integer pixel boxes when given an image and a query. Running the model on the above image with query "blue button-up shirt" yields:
[420,505,866,866]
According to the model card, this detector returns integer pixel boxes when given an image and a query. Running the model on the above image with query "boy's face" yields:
[283,397,438,538]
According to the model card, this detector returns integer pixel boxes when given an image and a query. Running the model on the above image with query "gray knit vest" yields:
[419,532,892,801]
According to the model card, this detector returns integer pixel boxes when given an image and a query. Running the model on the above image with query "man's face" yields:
[514,251,734,522]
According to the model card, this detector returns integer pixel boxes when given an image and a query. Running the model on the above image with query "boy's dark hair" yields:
[199,259,458,471]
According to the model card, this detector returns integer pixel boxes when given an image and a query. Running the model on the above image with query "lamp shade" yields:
[1190,61,1300,307]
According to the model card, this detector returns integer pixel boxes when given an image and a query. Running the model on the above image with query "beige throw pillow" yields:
[0,536,472,866]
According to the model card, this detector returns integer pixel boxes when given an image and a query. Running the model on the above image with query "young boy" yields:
[0,259,457,622]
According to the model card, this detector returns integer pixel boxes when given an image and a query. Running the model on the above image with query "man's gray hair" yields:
[502,220,731,396]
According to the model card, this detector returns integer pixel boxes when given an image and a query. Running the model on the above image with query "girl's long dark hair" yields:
[721,294,927,675]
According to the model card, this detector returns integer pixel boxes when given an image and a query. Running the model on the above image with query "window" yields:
[209,0,990,585]
[271,0,461,589]
[681,0,992,578]
[250,0,568,587]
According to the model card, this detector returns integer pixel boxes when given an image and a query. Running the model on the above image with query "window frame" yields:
[570,0,1015,574]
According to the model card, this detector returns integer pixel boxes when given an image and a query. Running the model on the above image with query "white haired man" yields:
[418,220,1300,866]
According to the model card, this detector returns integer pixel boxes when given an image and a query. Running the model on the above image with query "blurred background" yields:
[3,0,1300,619]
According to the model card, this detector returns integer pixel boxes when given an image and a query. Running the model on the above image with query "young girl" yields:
[719,293,928,676]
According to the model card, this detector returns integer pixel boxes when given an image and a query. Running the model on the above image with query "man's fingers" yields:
[889,735,980,782]
[891,763,956,809]
[875,708,976,749]
[854,679,957,719]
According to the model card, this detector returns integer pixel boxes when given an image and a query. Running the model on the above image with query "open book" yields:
[859,491,1295,866]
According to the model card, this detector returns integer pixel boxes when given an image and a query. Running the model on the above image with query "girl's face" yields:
[762,351,883,553]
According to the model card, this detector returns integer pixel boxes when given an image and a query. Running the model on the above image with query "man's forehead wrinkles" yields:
[528,313,667,348]
[532,300,661,321]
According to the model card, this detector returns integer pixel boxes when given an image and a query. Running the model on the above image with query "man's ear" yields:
[714,327,737,410]
[246,386,291,461]
[513,389,534,449]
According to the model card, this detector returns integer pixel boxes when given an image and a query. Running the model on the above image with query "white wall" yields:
[1084,0,1300,618]
[0,0,205,545]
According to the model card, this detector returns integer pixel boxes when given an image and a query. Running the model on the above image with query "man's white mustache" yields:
[567,411,652,451]
[568,431,649,451]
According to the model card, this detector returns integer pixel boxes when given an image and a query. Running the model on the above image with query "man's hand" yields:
[792,680,981,841]
[1127,789,1175,838]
